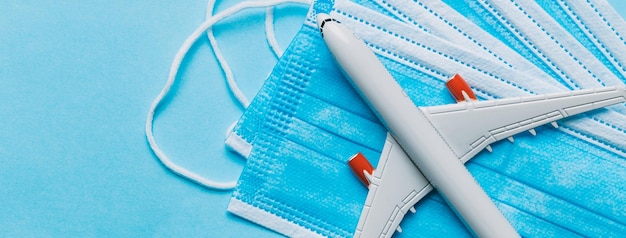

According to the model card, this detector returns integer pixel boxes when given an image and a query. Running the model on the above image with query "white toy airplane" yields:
[317,14,626,237]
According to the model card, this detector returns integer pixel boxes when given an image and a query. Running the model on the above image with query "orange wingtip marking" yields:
[446,74,477,102]
[348,152,374,187]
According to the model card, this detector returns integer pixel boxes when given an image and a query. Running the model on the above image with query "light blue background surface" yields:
[0,0,623,237]
[1,1,306,237]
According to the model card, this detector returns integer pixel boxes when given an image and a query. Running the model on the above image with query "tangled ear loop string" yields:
[205,0,310,109]
[265,1,313,58]
[146,0,311,191]
[206,0,250,109]
[265,7,285,58]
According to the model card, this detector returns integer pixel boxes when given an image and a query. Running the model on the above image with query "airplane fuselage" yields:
[318,14,519,237]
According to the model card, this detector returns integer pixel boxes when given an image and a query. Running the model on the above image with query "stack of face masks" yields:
[219,0,626,236]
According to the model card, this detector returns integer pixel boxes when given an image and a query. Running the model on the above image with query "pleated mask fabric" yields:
[225,0,626,236]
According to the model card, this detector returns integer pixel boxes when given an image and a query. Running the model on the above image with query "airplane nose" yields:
[316,13,331,30]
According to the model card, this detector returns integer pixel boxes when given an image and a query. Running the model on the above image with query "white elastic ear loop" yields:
[146,0,312,191]
[205,0,310,108]
[206,0,251,109]
[265,2,311,58]
[206,0,249,148]
[265,7,284,58]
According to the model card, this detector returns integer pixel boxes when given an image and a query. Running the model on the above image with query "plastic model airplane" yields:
[317,13,626,237]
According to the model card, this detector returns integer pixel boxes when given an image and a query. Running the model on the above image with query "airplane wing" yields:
[421,86,626,162]
[354,134,433,238]
[354,86,626,238]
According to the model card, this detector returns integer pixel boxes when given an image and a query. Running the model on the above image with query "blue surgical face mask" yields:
[362,0,554,81]
[536,0,626,81]
[228,15,387,237]
[440,0,625,90]
[226,0,626,237]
